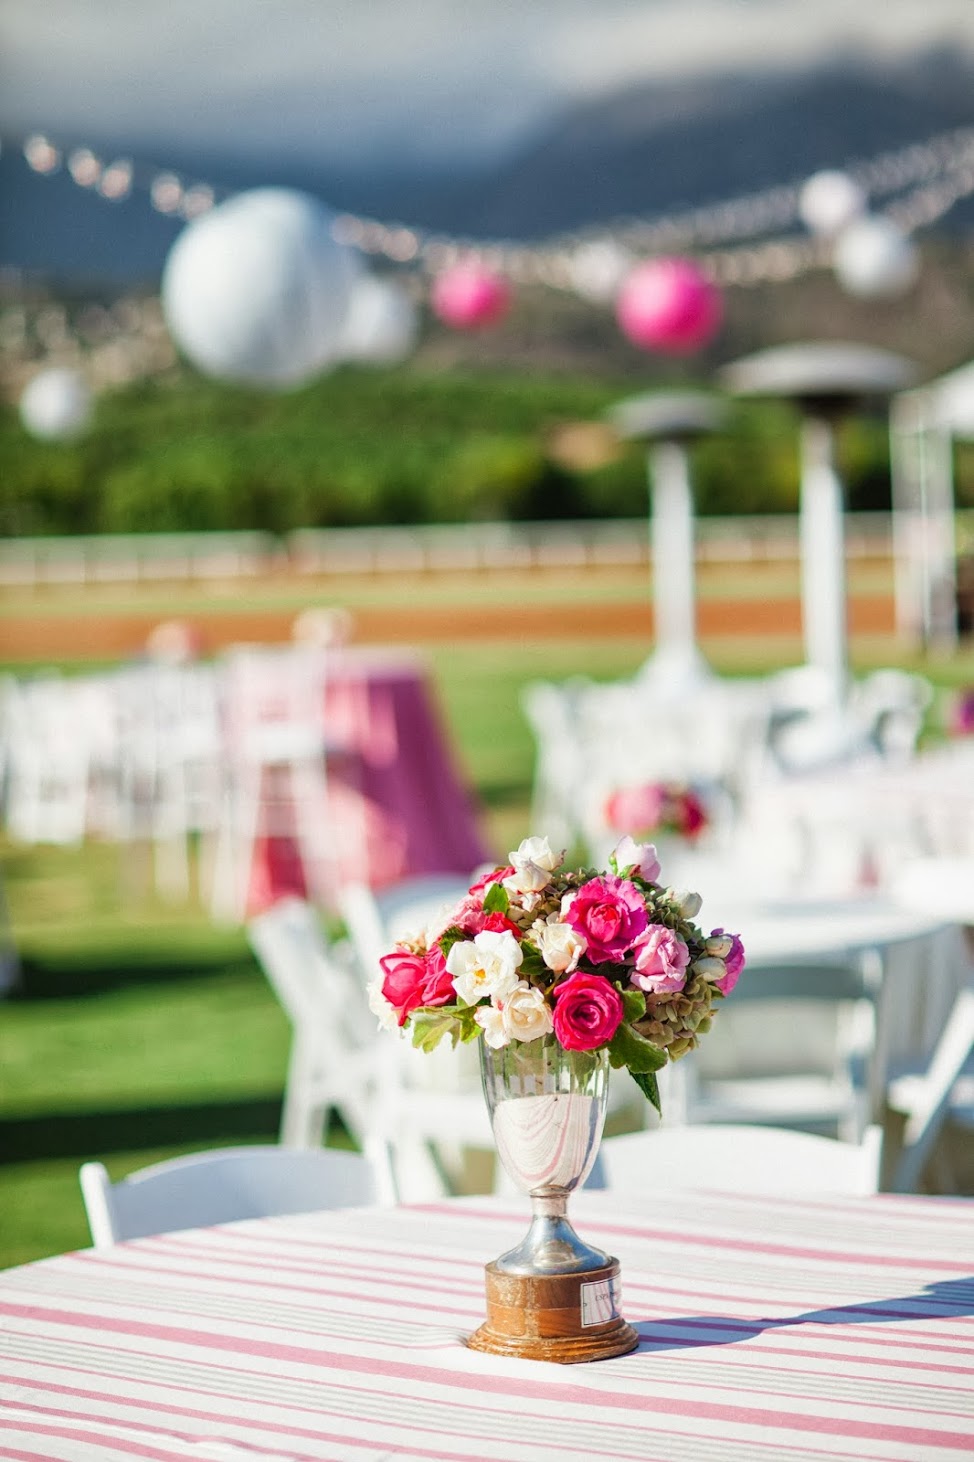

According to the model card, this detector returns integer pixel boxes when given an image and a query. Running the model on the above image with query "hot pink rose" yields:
[678,789,708,839]
[709,928,745,994]
[379,945,454,1026]
[551,972,624,1050]
[631,926,690,993]
[562,874,648,964]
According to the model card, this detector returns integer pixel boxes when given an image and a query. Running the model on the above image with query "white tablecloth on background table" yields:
[1,1191,971,1461]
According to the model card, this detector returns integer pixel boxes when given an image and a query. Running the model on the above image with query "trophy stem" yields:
[494,1189,611,1276]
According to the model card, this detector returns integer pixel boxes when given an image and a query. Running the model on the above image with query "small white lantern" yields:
[798,170,866,237]
[340,275,418,364]
[19,368,92,441]
[161,188,360,388]
[833,215,919,298]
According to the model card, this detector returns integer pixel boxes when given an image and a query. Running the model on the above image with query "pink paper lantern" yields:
[431,261,511,329]
[616,258,722,354]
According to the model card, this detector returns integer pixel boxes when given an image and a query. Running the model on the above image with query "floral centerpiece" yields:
[603,781,710,844]
[370,834,743,1114]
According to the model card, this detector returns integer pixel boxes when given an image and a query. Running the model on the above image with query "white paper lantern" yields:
[569,240,634,303]
[19,368,92,441]
[798,170,866,236]
[340,275,418,364]
[161,188,360,388]
[833,215,920,298]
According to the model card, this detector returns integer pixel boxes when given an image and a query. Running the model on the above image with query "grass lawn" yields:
[2,604,973,1269]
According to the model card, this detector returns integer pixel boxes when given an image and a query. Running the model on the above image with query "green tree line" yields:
[0,363,928,538]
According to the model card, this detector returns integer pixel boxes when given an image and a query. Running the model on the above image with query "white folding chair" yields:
[79,1142,396,1249]
[887,984,974,1193]
[1,673,91,845]
[247,896,377,1149]
[340,872,477,981]
[340,873,497,1199]
[599,1123,884,1197]
[660,960,878,1141]
[211,645,338,921]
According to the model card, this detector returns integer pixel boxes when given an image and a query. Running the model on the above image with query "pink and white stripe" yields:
[0,1191,971,1461]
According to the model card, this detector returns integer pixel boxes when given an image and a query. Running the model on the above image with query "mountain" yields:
[2,50,973,288]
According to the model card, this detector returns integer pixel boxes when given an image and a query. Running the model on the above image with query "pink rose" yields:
[448,895,521,939]
[468,865,515,896]
[379,945,454,1026]
[551,971,624,1050]
[631,926,690,993]
[709,928,745,994]
[605,784,664,835]
[562,874,648,964]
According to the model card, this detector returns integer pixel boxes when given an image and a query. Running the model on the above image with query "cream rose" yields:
[501,983,555,1043]
[475,1004,510,1048]
[533,919,586,974]
[447,928,523,1006]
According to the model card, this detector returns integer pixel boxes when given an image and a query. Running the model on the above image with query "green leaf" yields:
[517,948,547,981]
[621,988,646,1023]
[410,1014,459,1053]
[631,1069,662,1116]
[437,926,466,959]
[607,1021,667,1075]
[482,882,510,914]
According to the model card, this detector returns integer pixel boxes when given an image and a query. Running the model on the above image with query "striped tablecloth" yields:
[1,1190,971,1461]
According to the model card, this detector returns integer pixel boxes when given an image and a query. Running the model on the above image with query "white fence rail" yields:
[0,513,971,588]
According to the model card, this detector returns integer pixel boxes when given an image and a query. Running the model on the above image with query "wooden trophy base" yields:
[466,1258,639,1364]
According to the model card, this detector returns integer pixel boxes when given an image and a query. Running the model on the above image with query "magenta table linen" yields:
[0,1191,971,1462]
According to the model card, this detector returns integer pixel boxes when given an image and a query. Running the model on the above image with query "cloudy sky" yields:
[3,0,974,170]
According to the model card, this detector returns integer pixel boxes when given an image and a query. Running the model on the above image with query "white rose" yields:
[503,835,563,895]
[501,983,554,1043]
[534,919,586,974]
[475,1004,510,1049]
[447,928,523,1006]
[513,835,561,872]
[367,978,401,1034]
[611,836,661,883]
[704,934,733,958]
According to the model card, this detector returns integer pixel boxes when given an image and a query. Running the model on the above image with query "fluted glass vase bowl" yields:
[480,1035,610,1276]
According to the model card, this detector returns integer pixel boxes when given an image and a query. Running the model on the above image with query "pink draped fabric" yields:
[247,650,490,913]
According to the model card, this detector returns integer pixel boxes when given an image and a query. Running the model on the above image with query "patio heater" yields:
[720,343,916,701]
[607,391,725,693]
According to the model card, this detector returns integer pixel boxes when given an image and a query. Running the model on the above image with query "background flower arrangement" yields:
[603,782,710,842]
[371,835,744,1113]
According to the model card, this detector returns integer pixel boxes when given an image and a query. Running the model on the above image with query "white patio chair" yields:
[598,1123,884,1197]
[247,896,377,1149]
[659,960,878,1142]
[520,679,589,852]
[79,1142,396,1249]
[887,983,974,1194]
